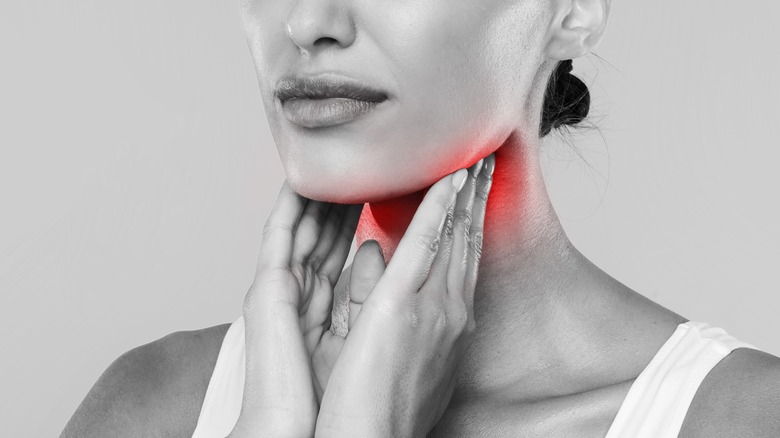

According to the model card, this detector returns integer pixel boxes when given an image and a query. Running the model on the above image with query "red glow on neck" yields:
[355,141,530,267]
[355,188,427,264]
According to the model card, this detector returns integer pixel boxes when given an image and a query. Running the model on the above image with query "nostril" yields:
[285,8,357,52]
[313,36,343,48]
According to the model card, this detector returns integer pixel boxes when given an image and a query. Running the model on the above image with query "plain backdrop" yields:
[1,1,778,436]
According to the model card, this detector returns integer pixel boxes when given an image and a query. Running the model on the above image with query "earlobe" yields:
[544,0,610,61]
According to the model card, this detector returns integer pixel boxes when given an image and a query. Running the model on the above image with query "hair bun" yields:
[540,59,590,137]
[559,58,574,75]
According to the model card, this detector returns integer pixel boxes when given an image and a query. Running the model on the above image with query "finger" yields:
[445,158,484,300]
[375,169,468,298]
[291,200,332,265]
[420,200,455,297]
[301,205,360,338]
[303,206,359,345]
[257,180,309,272]
[421,160,482,297]
[329,264,353,338]
[313,329,345,403]
[348,240,386,330]
[318,203,364,286]
[307,203,349,269]
[464,153,494,310]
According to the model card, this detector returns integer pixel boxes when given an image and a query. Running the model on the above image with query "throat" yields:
[355,188,426,264]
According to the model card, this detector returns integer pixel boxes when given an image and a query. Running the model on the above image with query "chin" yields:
[285,164,428,205]
[287,181,359,204]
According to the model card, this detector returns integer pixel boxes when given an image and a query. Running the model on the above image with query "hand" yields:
[228,180,362,437]
[315,153,495,438]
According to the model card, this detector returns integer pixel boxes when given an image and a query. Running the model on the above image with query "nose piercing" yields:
[285,22,294,39]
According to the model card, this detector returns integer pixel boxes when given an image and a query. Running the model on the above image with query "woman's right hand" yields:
[227,181,363,438]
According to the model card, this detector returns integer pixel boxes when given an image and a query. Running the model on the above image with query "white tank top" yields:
[191,318,758,438]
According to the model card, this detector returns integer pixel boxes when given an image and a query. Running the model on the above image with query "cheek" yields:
[241,2,290,80]
[278,12,516,202]
[387,0,547,127]
[244,0,541,203]
[399,56,497,156]
[375,12,515,179]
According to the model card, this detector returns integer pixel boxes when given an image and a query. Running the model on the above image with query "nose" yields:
[285,0,356,55]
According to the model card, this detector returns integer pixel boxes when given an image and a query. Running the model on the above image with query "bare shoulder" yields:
[60,322,232,438]
[679,347,780,438]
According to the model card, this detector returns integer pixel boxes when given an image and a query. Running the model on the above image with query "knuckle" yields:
[469,227,484,258]
[463,312,476,337]
[417,228,442,254]
[435,189,454,212]
[449,301,471,334]
[431,305,449,333]
[453,208,472,232]
[475,178,492,201]
[443,207,455,238]
[429,298,471,336]
[305,253,323,269]
[420,294,445,324]
[261,220,291,239]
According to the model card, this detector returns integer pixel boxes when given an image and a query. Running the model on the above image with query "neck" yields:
[355,130,604,395]
[355,130,572,281]
[351,129,678,409]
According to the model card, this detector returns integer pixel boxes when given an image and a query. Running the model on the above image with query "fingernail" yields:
[452,168,468,192]
[485,154,495,177]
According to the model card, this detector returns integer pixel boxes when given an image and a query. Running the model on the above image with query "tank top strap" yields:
[604,321,759,438]
[191,316,246,438]
[191,318,759,437]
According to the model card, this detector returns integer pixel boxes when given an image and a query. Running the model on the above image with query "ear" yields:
[544,0,611,60]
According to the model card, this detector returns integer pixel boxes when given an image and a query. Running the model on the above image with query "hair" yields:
[539,59,590,137]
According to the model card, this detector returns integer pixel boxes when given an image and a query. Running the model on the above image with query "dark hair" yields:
[540,59,590,137]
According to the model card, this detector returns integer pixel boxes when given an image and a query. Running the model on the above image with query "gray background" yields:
[1,1,778,436]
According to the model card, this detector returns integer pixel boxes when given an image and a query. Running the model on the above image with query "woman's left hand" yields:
[315,154,494,438]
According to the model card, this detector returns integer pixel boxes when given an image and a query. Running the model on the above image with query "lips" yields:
[282,98,384,128]
[276,73,390,128]
[276,74,389,103]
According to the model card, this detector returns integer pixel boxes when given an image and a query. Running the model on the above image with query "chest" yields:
[427,380,634,438]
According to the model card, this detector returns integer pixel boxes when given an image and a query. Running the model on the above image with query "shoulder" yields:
[679,347,780,438]
[60,322,232,438]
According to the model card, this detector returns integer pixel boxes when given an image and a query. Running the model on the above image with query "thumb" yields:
[349,240,386,330]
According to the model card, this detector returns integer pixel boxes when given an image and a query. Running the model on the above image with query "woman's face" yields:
[240,0,550,203]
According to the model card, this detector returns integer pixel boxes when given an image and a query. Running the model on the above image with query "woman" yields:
[61,0,780,436]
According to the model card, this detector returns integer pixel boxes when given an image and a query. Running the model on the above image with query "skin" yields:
[240,0,546,205]
[61,0,780,436]
[228,160,493,437]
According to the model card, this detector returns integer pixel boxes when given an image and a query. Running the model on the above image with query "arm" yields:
[679,348,780,438]
[60,324,229,438]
